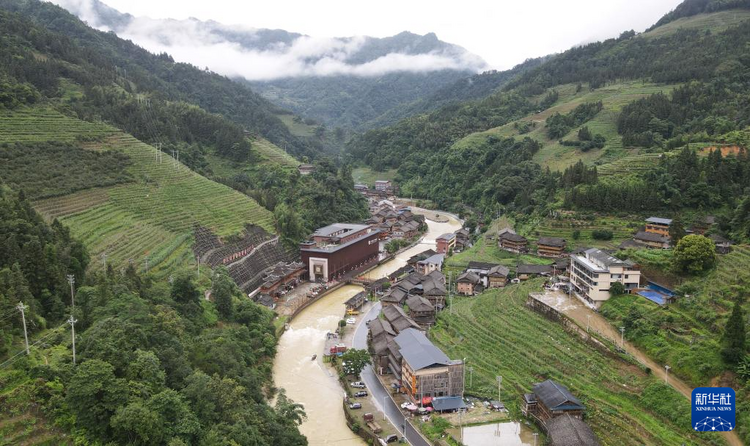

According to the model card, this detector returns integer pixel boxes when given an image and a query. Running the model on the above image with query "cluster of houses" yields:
[365,199,425,240]
[497,228,568,258]
[381,254,448,327]
[436,228,472,254]
[622,216,733,254]
[368,307,465,409]
[355,179,397,200]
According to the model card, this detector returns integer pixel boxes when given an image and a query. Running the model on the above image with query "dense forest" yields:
[0,0,325,161]
[215,160,369,245]
[347,2,750,244]
[0,186,307,445]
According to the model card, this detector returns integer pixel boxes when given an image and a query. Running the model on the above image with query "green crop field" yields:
[0,107,114,144]
[430,282,723,446]
[276,113,316,137]
[449,82,676,172]
[352,166,398,187]
[4,107,276,278]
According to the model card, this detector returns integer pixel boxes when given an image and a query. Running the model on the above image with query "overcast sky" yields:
[81,0,683,70]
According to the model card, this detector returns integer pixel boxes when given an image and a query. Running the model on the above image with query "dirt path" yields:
[535,291,742,446]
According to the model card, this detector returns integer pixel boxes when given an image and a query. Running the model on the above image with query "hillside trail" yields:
[544,291,743,446]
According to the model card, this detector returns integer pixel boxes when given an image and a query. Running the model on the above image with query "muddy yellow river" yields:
[272,209,461,446]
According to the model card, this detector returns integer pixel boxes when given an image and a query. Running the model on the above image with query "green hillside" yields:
[0,106,274,278]
[431,282,722,446]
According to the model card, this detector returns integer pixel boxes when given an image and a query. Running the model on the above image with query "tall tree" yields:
[722,299,747,365]
[669,216,687,245]
[211,266,235,320]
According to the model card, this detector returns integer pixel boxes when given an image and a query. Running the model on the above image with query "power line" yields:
[0,324,67,369]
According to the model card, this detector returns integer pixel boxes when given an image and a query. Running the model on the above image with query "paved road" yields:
[353,303,430,446]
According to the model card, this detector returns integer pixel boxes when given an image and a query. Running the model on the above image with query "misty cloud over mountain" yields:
[51,0,488,81]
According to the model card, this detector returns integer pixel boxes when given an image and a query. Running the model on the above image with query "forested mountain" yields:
[347,0,750,244]
[0,0,325,160]
[650,0,750,28]
[0,186,307,445]
[53,0,487,130]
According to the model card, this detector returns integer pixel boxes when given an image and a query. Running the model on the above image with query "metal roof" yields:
[313,223,370,237]
[645,217,672,225]
[432,396,467,412]
[394,328,453,371]
[533,380,584,412]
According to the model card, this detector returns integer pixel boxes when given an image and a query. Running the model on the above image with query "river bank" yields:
[272,207,462,446]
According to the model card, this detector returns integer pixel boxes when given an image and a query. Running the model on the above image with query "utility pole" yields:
[68,314,78,365]
[665,365,670,385]
[16,302,29,355]
[66,274,75,309]
[586,314,592,333]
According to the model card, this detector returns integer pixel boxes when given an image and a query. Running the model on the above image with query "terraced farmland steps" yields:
[540,290,743,446]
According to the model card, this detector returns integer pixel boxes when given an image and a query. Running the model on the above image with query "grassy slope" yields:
[207,137,299,178]
[430,282,721,446]
[642,10,750,39]
[7,106,275,279]
[276,114,316,137]
[600,245,750,443]
[450,81,675,172]
[352,167,399,187]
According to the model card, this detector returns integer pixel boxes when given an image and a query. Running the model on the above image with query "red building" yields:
[300,223,380,282]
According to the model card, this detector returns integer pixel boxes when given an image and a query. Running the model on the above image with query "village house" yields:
[644,217,672,238]
[570,248,641,308]
[499,231,528,253]
[258,261,306,298]
[487,264,511,288]
[298,164,315,175]
[516,264,554,281]
[537,237,567,257]
[456,271,483,296]
[368,318,396,375]
[523,380,585,424]
[416,253,444,275]
[406,294,436,326]
[709,234,734,254]
[382,304,422,334]
[375,180,392,192]
[393,328,464,402]
[436,233,457,254]
[546,414,600,446]
[345,291,367,314]
[632,231,670,249]
[381,286,408,306]
[691,215,716,235]
[408,249,437,266]
[354,183,369,193]
[454,228,472,252]
[465,261,510,288]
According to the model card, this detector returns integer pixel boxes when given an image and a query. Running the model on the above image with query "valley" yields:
[1,0,750,445]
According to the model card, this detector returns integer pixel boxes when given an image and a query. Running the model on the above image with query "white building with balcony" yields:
[570,248,641,309]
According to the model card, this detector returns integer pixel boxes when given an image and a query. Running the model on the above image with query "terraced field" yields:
[430,282,722,446]
[597,152,664,177]
[5,107,276,277]
[0,107,114,144]
[252,137,299,167]
[527,215,641,249]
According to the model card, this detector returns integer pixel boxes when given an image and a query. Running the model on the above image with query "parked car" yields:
[346,317,356,325]
[354,391,368,397]
[400,402,411,409]
[385,434,399,443]
[351,381,366,388]
[349,403,362,409]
